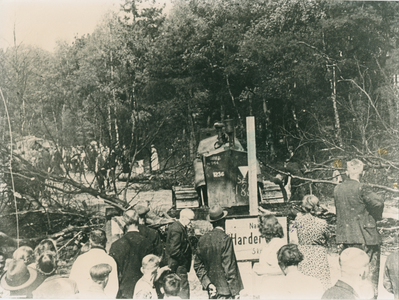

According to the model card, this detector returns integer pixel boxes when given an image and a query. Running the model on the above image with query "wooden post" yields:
[247,116,258,215]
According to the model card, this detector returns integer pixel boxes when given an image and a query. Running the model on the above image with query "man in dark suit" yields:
[323,247,371,299]
[109,209,152,299]
[194,205,243,299]
[334,158,384,299]
[136,201,164,257]
[164,208,194,299]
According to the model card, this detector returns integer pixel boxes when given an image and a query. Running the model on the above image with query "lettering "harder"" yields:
[230,232,263,245]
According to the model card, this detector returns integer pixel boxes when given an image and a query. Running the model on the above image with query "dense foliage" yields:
[0,0,398,217]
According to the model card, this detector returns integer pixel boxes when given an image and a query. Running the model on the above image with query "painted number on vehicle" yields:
[213,171,225,178]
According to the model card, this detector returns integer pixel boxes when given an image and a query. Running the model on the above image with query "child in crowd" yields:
[13,246,34,266]
[133,255,170,299]
[161,273,181,299]
[77,264,112,299]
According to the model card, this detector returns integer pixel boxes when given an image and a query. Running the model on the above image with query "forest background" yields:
[0,0,399,244]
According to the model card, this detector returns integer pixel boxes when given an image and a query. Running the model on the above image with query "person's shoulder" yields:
[135,276,146,286]
[109,235,129,251]
[169,221,181,230]
[140,224,158,236]
[133,278,153,298]
[71,251,86,264]
[112,234,128,244]
[203,228,226,238]
[322,284,341,299]
[322,281,356,299]
[197,230,215,243]
[335,179,361,192]
[104,251,118,264]
[314,215,328,225]
[295,212,306,221]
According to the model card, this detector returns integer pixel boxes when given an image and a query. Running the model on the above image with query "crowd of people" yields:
[0,158,398,299]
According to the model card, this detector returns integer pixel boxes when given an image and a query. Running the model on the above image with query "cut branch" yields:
[263,163,399,194]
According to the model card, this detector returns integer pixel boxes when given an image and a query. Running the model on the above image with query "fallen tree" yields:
[263,162,399,194]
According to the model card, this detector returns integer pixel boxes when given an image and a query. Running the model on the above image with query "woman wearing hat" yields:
[292,194,331,290]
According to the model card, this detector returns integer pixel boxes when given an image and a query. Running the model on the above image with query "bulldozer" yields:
[171,119,286,213]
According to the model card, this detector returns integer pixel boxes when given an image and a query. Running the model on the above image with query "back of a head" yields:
[258,214,284,242]
[90,264,112,283]
[35,239,57,261]
[301,195,320,213]
[339,247,369,276]
[347,159,364,175]
[37,251,57,276]
[277,244,304,268]
[163,273,181,297]
[135,201,150,218]
[90,229,107,248]
[123,209,139,226]
[141,254,160,273]
[179,209,194,220]
[13,246,34,265]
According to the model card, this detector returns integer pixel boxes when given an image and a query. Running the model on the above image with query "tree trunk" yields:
[330,64,343,147]
[220,102,225,121]
[188,113,196,161]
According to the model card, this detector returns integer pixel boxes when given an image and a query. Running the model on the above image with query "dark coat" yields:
[164,221,192,272]
[322,280,359,299]
[138,224,163,257]
[334,179,384,245]
[194,228,243,297]
[109,231,152,299]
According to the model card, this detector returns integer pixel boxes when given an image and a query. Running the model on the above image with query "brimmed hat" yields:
[207,205,228,222]
[1,259,38,291]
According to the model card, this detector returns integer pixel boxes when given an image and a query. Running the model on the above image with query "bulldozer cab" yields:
[195,134,262,208]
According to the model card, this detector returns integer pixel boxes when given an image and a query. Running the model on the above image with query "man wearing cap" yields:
[0,259,42,298]
[334,159,384,299]
[164,208,195,299]
[136,201,164,257]
[69,229,118,298]
[109,209,152,299]
[322,247,372,299]
[194,205,243,299]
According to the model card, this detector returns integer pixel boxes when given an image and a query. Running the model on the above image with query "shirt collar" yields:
[90,246,106,251]
[214,226,225,232]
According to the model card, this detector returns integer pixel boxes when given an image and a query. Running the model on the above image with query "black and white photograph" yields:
[0,0,398,299]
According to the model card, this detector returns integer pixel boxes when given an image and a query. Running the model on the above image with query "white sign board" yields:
[225,216,287,261]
